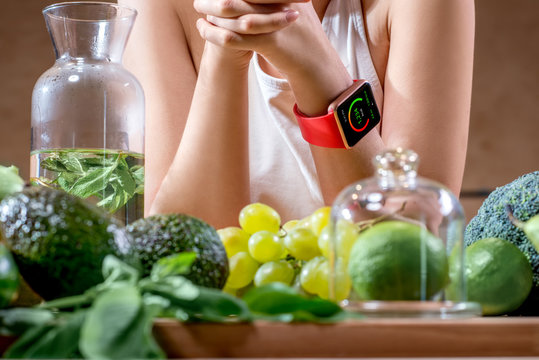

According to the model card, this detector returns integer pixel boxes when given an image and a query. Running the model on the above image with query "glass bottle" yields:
[328,148,481,318]
[31,2,145,225]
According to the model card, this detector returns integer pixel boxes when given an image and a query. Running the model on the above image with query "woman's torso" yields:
[174,0,390,220]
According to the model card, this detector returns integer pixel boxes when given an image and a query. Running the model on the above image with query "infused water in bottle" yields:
[31,2,145,225]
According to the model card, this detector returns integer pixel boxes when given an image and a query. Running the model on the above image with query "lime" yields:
[0,242,19,307]
[457,237,533,315]
[348,220,448,301]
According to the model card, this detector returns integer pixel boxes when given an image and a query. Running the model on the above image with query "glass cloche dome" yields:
[328,148,481,318]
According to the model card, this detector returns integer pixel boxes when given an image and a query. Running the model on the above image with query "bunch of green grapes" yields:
[217,203,358,301]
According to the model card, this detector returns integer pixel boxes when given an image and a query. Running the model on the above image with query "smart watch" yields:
[294,80,381,149]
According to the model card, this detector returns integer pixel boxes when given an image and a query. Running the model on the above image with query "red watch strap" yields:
[294,104,345,148]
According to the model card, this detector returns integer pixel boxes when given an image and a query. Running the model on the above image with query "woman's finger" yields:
[207,10,299,35]
[197,18,246,49]
[245,0,309,3]
[194,0,282,18]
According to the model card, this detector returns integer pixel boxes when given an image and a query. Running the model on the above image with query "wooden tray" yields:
[152,317,539,358]
[2,317,539,358]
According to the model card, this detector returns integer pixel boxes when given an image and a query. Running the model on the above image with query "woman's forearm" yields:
[277,32,386,204]
[150,43,252,227]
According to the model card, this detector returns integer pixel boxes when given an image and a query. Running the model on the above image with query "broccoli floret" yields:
[465,171,539,314]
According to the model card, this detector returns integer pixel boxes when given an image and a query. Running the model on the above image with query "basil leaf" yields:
[56,171,80,191]
[100,255,140,288]
[96,190,115,208]
[58,154,85,174]
[79,156,114,170]
[101,178,131,212]
[242,283,342,319]
[80,285,140,358]
[40,290,97,311]
[0,308,54,336]
[4,311,85,359]
[150,253,197,280]
[80,285,164,359]
[69,165,115,199]
[41,157,67,173]
[3,324,54,358]
[134,184,145,195]
[39,150,144,213]
[139,276,199,302]
[162,286,252,322]
[116,165,136,196]
[131,166,144,186]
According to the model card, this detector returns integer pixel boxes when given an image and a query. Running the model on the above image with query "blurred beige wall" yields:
[0,0,538,221]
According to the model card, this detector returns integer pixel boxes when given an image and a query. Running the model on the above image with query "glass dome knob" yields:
[374,148,419,189]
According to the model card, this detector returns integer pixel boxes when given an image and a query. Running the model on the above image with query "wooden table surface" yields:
[152,317,539,358]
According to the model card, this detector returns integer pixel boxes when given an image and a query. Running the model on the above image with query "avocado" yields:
[0,186,137,300]
[126,214,229,289]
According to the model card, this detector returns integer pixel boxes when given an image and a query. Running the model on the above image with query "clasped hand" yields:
[194,0,328,76]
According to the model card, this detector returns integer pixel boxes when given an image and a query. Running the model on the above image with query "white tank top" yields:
[247,0,383,221]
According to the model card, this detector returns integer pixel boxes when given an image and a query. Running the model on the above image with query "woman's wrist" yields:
[201,42,253,72]
[284,52,353,117]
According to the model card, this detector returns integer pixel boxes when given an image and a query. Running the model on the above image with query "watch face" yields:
[334,82,380,148]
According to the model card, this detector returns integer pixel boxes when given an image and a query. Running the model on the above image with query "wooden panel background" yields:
[0,0,538,221]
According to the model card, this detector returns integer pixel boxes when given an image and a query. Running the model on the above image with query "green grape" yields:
[239,203,281,234]
[309,206,331,237]
[300,256,350,300]
[295,215,312,231]
[282,219,299,232]
[312,259,330,299]
[217,226,250,257]
[254,260,295,287]
[225,251,259,289]
[331,259,352,301]
[299,256,328,296]
[292,274,310,296]
[335,219,359,263]
[318,220,358,260]
[284,227,321,261]
[318,226,331,258]
[248,230,285,263]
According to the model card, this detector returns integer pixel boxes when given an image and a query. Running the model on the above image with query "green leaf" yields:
[115,165,136,196]
[99,171,134,212]
[38,150,144,213]
[150,253,197,280]
[101,255,140,287]
[4,324,55,358]
[41,156,68,172]
[40,290,97,311]
[0,308,54,336]
[242,283,343,320]
[158,285,252,322]
[80,285,164,359]
[69,165,115,199]
[96,192,115,209]
[131,166,145,186]
[58,153,85,174]
[0,165,24,198]
[139,276,199,302]
[56,171,80,191]
[78,156,115,170]
[5,311,85,359]
[134,184,145,195]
